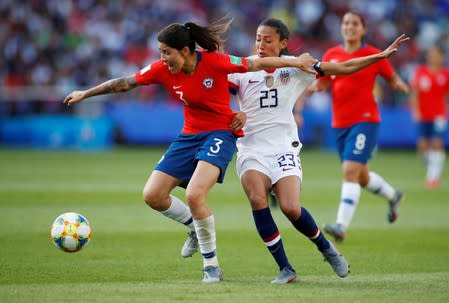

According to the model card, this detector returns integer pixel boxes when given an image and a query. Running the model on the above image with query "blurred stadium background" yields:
[0,0,449,150]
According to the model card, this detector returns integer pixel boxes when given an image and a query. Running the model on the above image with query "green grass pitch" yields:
[0,147,448,302]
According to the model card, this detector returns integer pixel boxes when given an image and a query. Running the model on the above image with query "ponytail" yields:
[157,16,232,53]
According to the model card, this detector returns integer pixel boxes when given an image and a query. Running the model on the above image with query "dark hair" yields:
[157,17,232,53]
[342,11,366,43]
[343,11,366,27]
[259,18,290,56]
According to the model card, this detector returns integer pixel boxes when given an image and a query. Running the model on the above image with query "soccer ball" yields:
[51,212,92,253]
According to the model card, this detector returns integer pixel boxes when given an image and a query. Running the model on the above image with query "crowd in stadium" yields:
[1,0,448,114]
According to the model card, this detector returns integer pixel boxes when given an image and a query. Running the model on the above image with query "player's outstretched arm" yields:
[318,34,410,76]
[248,53,317,74]
[63,75,137,106]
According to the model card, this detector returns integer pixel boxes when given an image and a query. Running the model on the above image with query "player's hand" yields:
[412,109,421,121]
[380,34,410,58]
[393,79,410,94]
[389,74,410,94]
[297,53,318,74]
[63,91,87,106]
[230,111,247,131]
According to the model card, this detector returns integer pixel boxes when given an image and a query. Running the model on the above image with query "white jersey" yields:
[229,55,315,156]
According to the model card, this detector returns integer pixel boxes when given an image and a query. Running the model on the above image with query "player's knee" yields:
[343,165,362,182]
[185,188,206,209]
[280,202,300,220]
[432,139,444,150]
[359,173,370,187]
[142,187,167,210]
[249,194,268,209]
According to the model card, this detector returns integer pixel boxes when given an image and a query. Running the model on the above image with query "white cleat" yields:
[181,231,198,258]
[202,266,223,283]
[321,241,350,278]
[270,266,297,284]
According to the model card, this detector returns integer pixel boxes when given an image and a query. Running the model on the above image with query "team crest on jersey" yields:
[203,77,214,89]
[264,75,274,88]
[437,74,447,86]
[419,76,431,91]
[280,70,290,85]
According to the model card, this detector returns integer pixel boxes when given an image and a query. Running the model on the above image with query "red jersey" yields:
[411,65,449,121]
[322,44,395,128]
[135,51,248,136]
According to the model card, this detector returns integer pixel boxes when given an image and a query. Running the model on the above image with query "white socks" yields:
[336,182,361,230]
[160,195,194,230]
[365,171,396,200]
[337,172,400,229]
[194,216,219,268]
[160,197,219,268]
[426,150,445,182]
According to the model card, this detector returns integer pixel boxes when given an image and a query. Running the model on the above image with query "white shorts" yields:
[236,151,303,185]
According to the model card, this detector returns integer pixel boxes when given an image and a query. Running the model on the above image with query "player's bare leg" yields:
[362,166,403,223]
[325,161,362,241]
[187,161,223,282]
[425,138,445,188]
[143,171,198,257]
